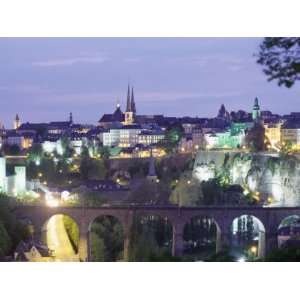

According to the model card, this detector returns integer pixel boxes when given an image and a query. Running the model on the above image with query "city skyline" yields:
[1,37,300,128]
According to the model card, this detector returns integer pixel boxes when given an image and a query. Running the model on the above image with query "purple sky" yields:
[0,37,299,128]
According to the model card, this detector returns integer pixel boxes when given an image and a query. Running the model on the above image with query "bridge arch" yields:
[230,214,266,260]
[182,215,221,259]
[277,215,300,248]
[128,212,173,261]
[88,214,125,262]
[41,213,80,261]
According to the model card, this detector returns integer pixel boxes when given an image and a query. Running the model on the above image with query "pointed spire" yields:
[126,84,131,112]
[131,87,136,114]
[116,98,120,108]
[14,114,20,130]
[69,112,73,124]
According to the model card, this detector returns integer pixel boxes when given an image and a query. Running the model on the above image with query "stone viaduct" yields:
[13,205,300,261]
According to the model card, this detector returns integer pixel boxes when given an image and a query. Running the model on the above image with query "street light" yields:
[250,245,257,256]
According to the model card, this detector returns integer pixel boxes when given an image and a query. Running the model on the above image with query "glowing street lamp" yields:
[45,192,59,207]
[250,245,257,256]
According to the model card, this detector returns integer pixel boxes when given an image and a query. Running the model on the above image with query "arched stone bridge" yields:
[13,205,300,261]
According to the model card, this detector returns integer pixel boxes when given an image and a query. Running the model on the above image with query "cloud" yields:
[32,53,109,67]
[0,84,52,94]
[171,54,254,71]
[137,91,243,102]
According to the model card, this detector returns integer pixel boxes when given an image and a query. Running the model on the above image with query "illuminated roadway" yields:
[46,215,79,262]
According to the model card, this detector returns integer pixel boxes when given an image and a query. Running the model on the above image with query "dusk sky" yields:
[1,37,300,128]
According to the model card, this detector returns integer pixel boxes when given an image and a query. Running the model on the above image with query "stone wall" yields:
[193,150,300,207]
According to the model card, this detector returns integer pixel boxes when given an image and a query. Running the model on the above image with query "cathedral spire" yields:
[69,112,73,124]
[131,86,136,114]
[14,113,20,130]
[126,84,131,112]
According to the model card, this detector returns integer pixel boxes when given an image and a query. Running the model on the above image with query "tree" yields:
[245,122,266,151]
[90,216,124,261]
[0,222,11,257]
[80,157,107,181]
[62,215,79,253]
[0,194,31,258]
[128,214,172,261]
[170,174,202,206]
[1,144,21,156]
[27,143,43,162]
[90,232,106,261]
[257,37,300,88]
[127,179,171,205]
[159,124,184,154]
[99,146,110,160]
[246,215,254,245]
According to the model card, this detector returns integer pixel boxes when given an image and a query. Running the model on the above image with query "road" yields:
[46,215,79,262]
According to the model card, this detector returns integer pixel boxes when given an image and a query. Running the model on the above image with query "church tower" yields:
[69,112,73,125]
[252,97,261,122]
[14,114,20,130]
[124,84,136,125]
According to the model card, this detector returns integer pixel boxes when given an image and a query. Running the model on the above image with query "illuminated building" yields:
[0,156,27,196]
[103,125,142,148]
[5,131,34,150]
[99,85,137,127]
[138,130,165,146]
[281,121,300,148]
[204,128,245,149]
[99,102,125,128]
[14,166,26,194]
[264,122,282,148]
[0,157,6,193]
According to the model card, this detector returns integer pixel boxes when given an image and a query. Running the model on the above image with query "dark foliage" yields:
[257,37,300,88]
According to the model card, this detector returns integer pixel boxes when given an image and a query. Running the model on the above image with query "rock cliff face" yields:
[193,150,300,207]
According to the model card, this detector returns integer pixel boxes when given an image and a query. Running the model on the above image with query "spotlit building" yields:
[0,156,26,196]
[264,122,282,148]
[281,121,300,148]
